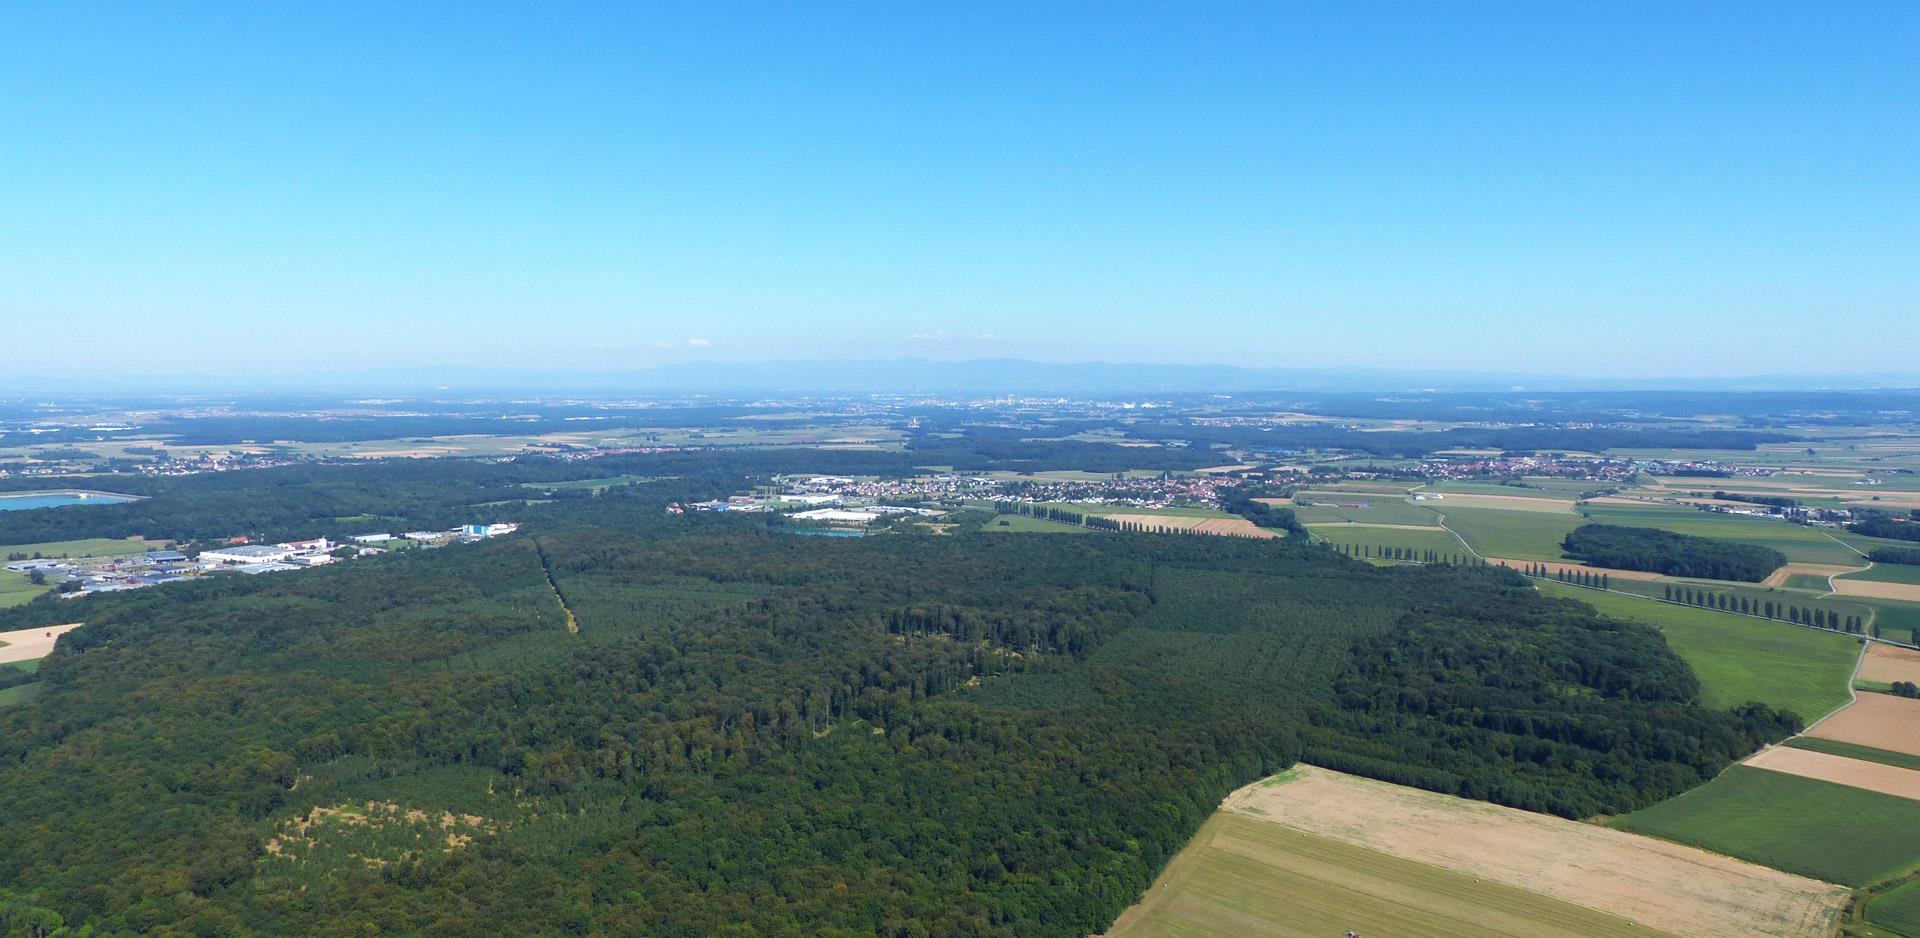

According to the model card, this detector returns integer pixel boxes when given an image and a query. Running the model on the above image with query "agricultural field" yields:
[1534,581,1857,720]
[1289,492,1440,525]
[1580,503,1866,565]
[1787,737,1920,773]
[1104,766,1846,938]
[0,571,49,609]
[1303,524,1467,560]
[1610,766,1920,887]
[982,513,1093,534]
[1868,879,1920,936]
[1436,506,1584,561]
[1785,573,1836,590]
[1860,643,1920,685]
[1605,576,1876,628]
[1422,479,1597,499]
[0,536,166,558]
[1845,565,1920,586]
[1805,693,1920,758]
[1744,746,1920,801]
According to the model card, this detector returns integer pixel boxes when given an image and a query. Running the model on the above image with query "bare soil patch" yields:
[1807,693,1920,757]
[1860,643,1920,686]
[0,623,85,664]
[1219,766,1846,938]
[1746,746,1920,802]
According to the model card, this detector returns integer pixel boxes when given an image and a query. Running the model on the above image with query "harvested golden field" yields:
[1746,746,1920,801]
[1104,766,1845,938]
[1250,496,1292,506]
[0,623,85,665]
[1761,563,1865,587]
[1859,642,1920,685]
[1807,693,1920,757]
[1830,579,1920,602]
[1104,515,1280,539]
[1490,558,1665,581]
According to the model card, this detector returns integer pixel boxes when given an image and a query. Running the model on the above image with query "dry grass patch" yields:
[1746,746,1920,801]
[1808,693,1920,757]
[1860,642,1920,685]
[265,802,495,867]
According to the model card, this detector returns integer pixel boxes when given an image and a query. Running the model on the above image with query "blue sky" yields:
[2,2,1915,378]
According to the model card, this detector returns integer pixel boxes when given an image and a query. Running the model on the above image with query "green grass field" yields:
[1867,878,1920,936]
[1437,506,1583,560]
[1785,737,1920,773]
[1291,493,1442,526]
[1581,504,1865,565]
[1536,582,1857,721]
[0,571,52,609]
[1786,573,1836,590]
[0,682,43,707]
[1422,480,1585,500]
[1606,577,1875,626]
[0,536,165,558]
[983,513,1094,534]
[1105,811,1666,938]
[1610,766,1920,887]
[1846,565,1920,586]
[1305,524,1468,559]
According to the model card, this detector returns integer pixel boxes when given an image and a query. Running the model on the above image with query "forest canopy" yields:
[1560,523,1787,582]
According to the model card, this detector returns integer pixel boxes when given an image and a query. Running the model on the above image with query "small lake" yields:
[0,490,141,511]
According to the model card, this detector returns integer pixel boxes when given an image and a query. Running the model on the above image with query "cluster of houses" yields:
[3,522,519,598]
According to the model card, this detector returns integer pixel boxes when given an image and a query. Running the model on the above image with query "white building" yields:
[790,508,882,523]
[351,533,395,544]
[200,544,295,565]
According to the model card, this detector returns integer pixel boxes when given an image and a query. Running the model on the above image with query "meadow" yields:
[1535,581,1856,721]
[0,536,166,558]
[1610,766,1920,887]
[1302,524,1467,560]
[1436,505,1583,560]
[1868,879,1920,936]
[1845,564,1920,586]
[984,513,1094,534]
[1290,492,1441,525]
[0,571,50,609]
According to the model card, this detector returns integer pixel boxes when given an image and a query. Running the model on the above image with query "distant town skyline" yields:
[3,2,1915,377]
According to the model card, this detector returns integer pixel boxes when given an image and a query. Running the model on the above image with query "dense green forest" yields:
[1869,547,1920,565]
[1561,523,1787,582]
[1851,518,1920,543]
[0,462,1798,936]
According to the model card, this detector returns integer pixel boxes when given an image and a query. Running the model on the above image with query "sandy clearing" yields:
[1746,746,1920,801]
[1807,693,1920,757]
[1831,579,1920,602]
[1489,558,1667,581]
[1859,642,1920,686]
[1221,766,1846,938]
[1762,563,1868,587]
[0,623,85,664]
[1421,493,1576,513]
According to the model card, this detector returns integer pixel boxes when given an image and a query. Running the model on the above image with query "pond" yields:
[0,490,141,511]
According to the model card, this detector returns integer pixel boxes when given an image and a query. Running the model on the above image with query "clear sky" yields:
[2,2,1915,379]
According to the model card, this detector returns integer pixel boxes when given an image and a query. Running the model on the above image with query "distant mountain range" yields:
[7,358,1920,396]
